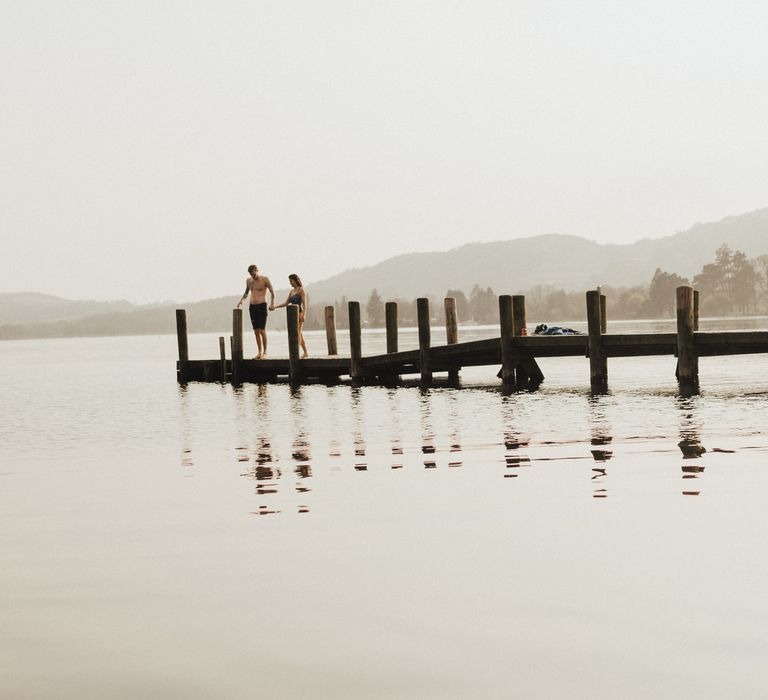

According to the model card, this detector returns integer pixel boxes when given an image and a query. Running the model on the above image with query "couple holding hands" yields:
[236,264,308,360]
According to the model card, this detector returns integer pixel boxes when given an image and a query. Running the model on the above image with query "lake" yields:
[2,319,768,698]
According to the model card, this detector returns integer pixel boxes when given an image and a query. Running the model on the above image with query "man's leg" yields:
[254,330,263,359]
[258,329,267,357]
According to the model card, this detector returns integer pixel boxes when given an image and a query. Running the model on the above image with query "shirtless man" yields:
[236,264,275,359]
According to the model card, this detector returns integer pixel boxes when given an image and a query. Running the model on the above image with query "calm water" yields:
[2,320,768,699]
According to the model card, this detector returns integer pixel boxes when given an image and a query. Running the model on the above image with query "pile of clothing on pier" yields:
[533,324,581,335]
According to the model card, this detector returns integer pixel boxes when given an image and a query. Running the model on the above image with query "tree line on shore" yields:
[2,243,766,340]
[302,244,768,329]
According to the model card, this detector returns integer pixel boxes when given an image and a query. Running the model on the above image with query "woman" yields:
[272,274,308,358]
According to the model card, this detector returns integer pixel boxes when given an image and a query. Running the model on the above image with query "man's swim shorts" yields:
[249,303,268,330]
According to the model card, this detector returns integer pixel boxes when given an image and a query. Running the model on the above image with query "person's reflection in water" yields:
[419,387,437,469]
[500,395,531,480]
[677,396,705,496]
[588,396,613,498]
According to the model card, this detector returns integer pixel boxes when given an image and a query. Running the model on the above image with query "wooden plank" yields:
[219,336,226,382]
[232,308,243,385]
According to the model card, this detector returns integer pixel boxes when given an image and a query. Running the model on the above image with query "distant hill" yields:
[305,208,768,302]
[2,207,767,339]
[0,293,135,325]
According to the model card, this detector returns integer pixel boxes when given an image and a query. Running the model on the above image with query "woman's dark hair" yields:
[288,274,303,287]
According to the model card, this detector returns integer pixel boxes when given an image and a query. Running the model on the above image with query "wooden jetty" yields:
[176,286,768,392]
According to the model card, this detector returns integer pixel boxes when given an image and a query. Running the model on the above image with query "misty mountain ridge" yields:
[2,207,767,338]
[306,207,768,302]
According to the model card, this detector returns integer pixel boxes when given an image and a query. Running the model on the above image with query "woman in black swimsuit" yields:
[273,274,308,358]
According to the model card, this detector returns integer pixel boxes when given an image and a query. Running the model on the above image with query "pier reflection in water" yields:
[190,380,768,517]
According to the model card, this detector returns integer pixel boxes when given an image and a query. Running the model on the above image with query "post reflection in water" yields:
[677,396,706,496]
[387,389,404,470]
[447,392,463,469]
[177,384,195,469]
[500,395,531,480]
[350,387,367,472]
[419,388,437,469]
[588,396,613,499]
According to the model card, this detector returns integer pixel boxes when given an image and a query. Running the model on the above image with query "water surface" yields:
[2,323,767,698]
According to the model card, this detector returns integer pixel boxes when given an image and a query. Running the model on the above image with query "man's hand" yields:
[269,304,274,311]
[236,299,242,308]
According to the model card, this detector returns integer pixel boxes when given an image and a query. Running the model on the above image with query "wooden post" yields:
[232,308,243,385]
[599,292,608,378]
[676,286,698,387]
[693,290,700,332]
[219,336,226,382]
[385,302,399,353]
[512,295,526,387]
[417,298,432,384]
[176,309,188,383]
[499,295,515,386]
[324,305,338,355]
[287,304,301,384]
[586,290,606,392]
[444,297,459,381]
[349,301,363,382]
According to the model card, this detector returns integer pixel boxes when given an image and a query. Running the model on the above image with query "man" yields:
[236,264,275,359]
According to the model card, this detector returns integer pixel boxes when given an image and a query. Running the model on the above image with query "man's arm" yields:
[266,277,275,309]
[236,280,249,308]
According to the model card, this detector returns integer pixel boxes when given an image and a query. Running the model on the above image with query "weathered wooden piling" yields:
[512,295,527,387]
[444,297,459,381]
[287,304,301,384]
[693,290,700,332]
[600,292,608,378]
[417,298,432,384]
[176,309,188,383]
[586,290,607,392]
[219,336,226,382]
[324,305,338,355]
[386,302,399,354]
[349,301,363,382]
[499,295,515,386]
[676,286,698,387]
[232,308,243,385]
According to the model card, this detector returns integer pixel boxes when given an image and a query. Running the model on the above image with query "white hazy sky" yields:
[2,1,767,303]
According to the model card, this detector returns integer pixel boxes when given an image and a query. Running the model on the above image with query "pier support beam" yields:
[386,302,399,354]
[287,304,302,385]
[586,290,607,392]
[417,298,432,385]
[444,297,459,382]
[499,295,515,386]
[325,306,338,355]
[349,301,363,382]
[232,308,243,386]
[176,309,188,383]
[219,336,227,382]
[676,286,698,390]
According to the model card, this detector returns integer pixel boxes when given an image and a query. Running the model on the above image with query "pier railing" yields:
[176,286,767,392]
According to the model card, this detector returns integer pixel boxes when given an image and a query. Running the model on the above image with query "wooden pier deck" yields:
[176,288,768,392]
